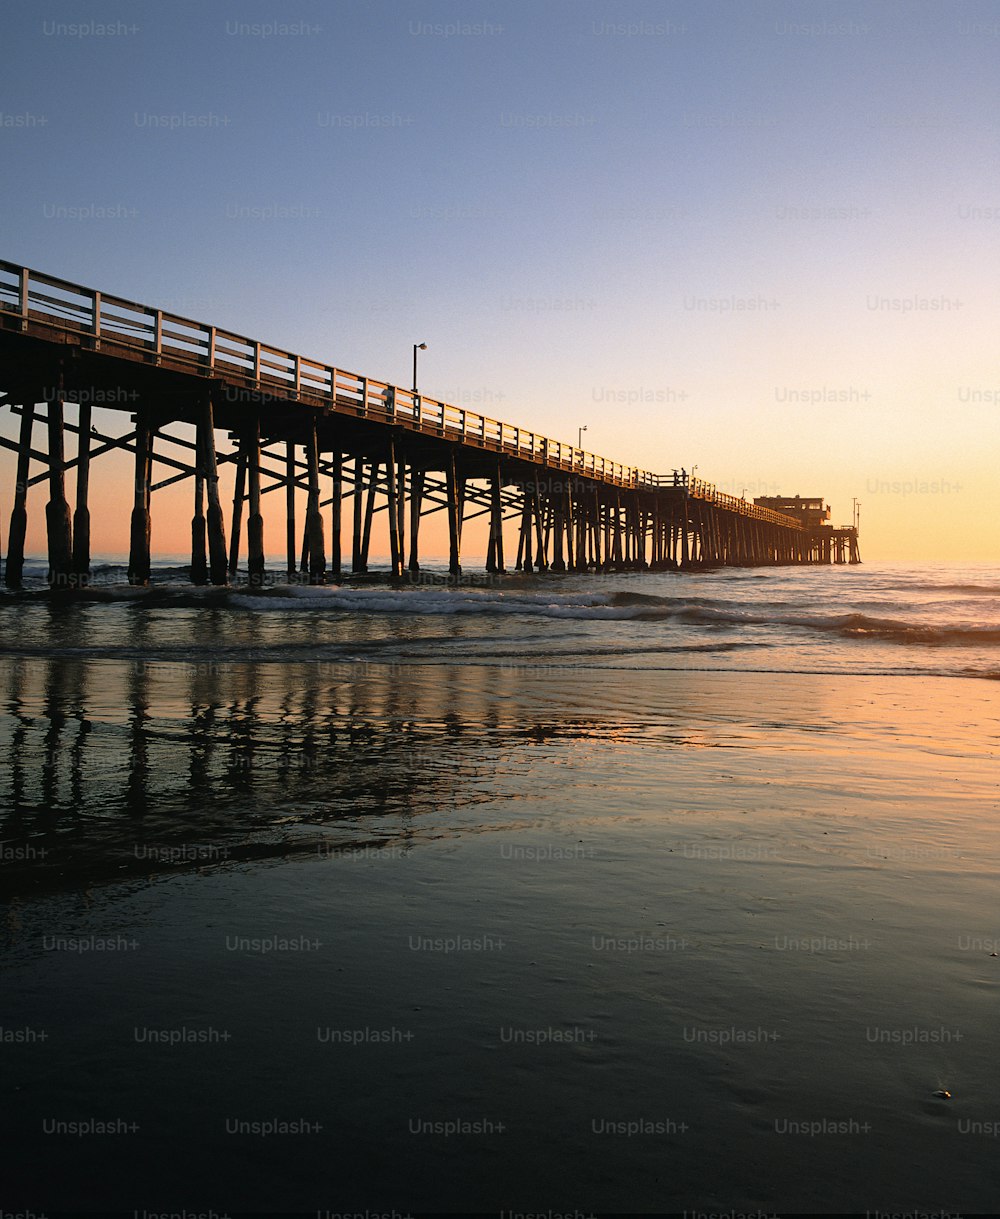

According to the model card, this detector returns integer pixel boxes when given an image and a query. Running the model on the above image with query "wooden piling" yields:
[360,460,378,572]
[680,494,690,567]
[457,474,466,550]
[532,483,546,570]
[575,485,587,570]
[611,494,623,569]
[71,401,92,584]
[352,455,364,574]
[486,498,497,573]
[564,489,576,571]
[329,450,342,580]
[306,418,326,584]
[300,515,310,576]
[285,439,297,581]
[247,419,265,588]
[228,449,247,581]
[520,483,533,573]
[446,448,461,578]
[127,407,152,586]
[202,396,228,586]
[408,467,424,575]
[386,437,402,580]
[5,399,34,588]
[395,449,406,571]
[45,397,73,587]
[487,460,504,573]
[551,490,566,572]
[191,427,208,585]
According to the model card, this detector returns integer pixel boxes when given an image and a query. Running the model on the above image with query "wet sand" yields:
[2,664,999,1214]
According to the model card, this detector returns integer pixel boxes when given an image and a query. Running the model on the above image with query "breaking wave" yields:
[2,580,997,648]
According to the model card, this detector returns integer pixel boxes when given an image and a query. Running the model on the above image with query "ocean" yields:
[1,558,998,1216]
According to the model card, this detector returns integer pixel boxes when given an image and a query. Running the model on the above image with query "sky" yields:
[1,0,998,562]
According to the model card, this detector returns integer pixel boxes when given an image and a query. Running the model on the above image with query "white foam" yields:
[231,584,676,621]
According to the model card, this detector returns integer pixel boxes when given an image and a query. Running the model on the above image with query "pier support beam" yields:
[408,468,424,575]
[519,483,533,573]
[550,491,566,572]
[202,397,228,586]
[611,494,623,569]
[71,401,92,585]
[395,448,406,574]
[247,419,265,588]
[352,455,365,574]
[561,491,572,572]
[285,440,297,581]
[360,460,378,572]
[228,449,247,581]
[329,450,342,580]
[575,487,587,571]
[127,406,152,587]
[191,438,208,586]
[532,484,547,571]
[386,437,402,580]
[306,418,326,584]
[446,449,462,579]
[5,399,34,588]
[486,460,504,574]
[680,496,690,567]
[46,397,73,587]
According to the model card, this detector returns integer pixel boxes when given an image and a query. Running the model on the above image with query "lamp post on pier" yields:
[578,424,587,449]
[412,342,427,394]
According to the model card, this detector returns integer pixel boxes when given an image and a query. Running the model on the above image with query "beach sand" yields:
[2,662,999,1213]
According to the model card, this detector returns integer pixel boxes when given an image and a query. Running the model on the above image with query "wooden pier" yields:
[0,260,860,587]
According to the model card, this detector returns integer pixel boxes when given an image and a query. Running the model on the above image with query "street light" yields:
[412,342,427,394]
[578,424,588,448]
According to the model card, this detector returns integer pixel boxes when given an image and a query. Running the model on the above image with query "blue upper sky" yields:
[3,0,999,556]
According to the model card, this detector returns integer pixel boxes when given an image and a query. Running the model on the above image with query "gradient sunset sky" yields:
[2,0,998,561]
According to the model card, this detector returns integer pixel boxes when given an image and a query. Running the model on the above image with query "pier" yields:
[0,259,860,588]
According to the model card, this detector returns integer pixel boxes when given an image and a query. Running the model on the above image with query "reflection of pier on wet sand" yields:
[0,650,605,893]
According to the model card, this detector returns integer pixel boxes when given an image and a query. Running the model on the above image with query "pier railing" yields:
[686,476,805,527]
[0,260,802,530]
